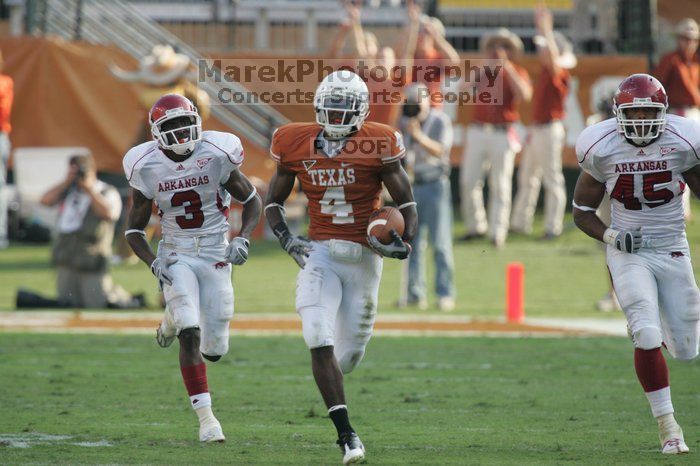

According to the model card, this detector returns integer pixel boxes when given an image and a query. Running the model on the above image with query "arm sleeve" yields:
[681,120,700,171]
[575,131,606,182]
[123,152,155,199]
[381,129,407,164]
[218,133,245,184]
[269,128,283,164]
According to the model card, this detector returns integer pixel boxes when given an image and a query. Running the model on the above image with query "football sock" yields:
[634,347,669,392]
[657,412,680,433]
[181,363,210,409]
[646,387,674,418]
[328,405,354,437]
[634,348,673,418]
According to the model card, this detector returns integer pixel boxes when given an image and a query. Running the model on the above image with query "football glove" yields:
[280,235,313,268]
[604,227,642,254]
[367,230,412,260]
[150,256,178,287]
[225,237,250,265]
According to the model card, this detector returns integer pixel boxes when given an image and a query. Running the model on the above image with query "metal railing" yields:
[28,0,289,149]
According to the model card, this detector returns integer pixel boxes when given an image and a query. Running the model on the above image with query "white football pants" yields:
[460,124,518,243]
[607,235,700,360]
[159,236,234,358]
[296,240,383,374]
[511,121,567,235]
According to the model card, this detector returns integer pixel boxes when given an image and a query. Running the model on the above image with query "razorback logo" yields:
[671,251,684,258]
[214,261,228,269]
[197,157,213,169]
[660,147,676,156]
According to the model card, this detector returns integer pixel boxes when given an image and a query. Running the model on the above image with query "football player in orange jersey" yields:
[265,70,417,464]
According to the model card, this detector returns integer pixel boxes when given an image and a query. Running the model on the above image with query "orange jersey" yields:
[270,122,405,245]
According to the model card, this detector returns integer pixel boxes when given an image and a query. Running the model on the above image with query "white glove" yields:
[604,227,642,253]
[225,237,250,266]
[367,230,412,260]
[281,235,313,268]
[150,256,178,287]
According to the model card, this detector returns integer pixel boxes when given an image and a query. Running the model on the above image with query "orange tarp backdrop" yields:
[0,37,270,178]
[1,37,646,178]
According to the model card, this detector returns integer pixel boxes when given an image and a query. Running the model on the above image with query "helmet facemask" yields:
[315,88,369,140]
[152,113,202,156]
[615,100,667,146]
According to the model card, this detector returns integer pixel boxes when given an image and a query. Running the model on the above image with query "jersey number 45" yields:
[610,171,676,210]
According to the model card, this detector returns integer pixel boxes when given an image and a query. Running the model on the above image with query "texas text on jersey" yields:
[123,130,244,237]
[270,121,405,245]
[576,114,700,238]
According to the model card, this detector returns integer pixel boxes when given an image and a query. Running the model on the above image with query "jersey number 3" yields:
[320,186,354,224]
[171,190,205,229]
[610,171,675,210]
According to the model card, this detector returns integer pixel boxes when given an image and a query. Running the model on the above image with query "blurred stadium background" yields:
[0,0,698,314]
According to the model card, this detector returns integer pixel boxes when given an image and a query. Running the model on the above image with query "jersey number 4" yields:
[171,190,205,229]
[320,186,354,224]
[610,171,675,210]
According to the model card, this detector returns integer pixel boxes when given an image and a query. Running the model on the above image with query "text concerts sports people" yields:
[265,70,417,464]
[123,94,262,443]
[573,74,700,455]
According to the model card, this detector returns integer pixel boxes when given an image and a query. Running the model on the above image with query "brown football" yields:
[367,207,405,245]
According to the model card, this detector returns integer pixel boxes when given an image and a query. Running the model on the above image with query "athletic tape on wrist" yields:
[603,228,619,246]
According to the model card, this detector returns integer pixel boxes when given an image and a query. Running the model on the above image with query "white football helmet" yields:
[314,70,370,139]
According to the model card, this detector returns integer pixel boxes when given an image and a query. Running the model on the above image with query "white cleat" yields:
[660,424,689,454]
[199,416,225,443]
[337,432,365,464]
[155,310,176,348]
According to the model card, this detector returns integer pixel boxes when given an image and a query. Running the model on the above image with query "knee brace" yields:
[632,327,663,350]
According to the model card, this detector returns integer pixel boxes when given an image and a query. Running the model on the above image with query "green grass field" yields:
[1,334,698,465]
[4,208,700,316]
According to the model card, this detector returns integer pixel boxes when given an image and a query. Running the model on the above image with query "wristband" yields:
[571,201,597,212]
[125,229,146,237]
[239,187,258,205]
[602,228,619,246]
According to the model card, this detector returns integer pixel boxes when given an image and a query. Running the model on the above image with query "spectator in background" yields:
[511,4,576,240]
[0,51,13,249]
[402,83,455,311]
[654,17,699,220]
[328,0,412,126]
[399,0,460,108]
[459,28,532,248]
[37,155,144,309]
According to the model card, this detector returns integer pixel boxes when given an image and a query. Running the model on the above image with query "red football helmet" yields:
[613,73,668,146]
[149,94,202,155]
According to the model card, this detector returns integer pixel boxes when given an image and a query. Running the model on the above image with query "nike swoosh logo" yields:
[341,162,352,167]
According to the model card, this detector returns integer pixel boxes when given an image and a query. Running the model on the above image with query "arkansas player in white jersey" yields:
[123,94,262,443]
[573,74,700,455]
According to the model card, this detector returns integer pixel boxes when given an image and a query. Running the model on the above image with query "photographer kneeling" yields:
[401,83,456,311]
[22,155,144,309]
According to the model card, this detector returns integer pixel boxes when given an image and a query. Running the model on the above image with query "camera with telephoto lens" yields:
[402,102,421,118]
[71,156,89,180]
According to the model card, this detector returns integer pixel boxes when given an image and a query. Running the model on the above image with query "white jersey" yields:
[576,115,700,238]
[123,130,244,237]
